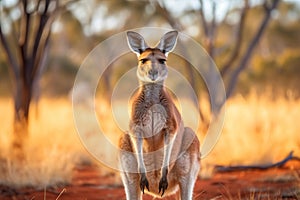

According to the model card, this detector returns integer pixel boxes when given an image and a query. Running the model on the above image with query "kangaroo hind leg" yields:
[119,133,142,200]
[176,127,200,200]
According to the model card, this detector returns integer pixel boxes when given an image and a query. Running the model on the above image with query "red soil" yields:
[1,162,299,200]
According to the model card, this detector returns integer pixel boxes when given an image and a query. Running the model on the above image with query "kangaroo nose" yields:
[149,69,158,80]
[149,69,158,76]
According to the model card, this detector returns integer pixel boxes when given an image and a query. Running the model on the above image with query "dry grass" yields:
[0,98,86,188]
[201,92,300,177]
[235,93,299,161]
[0,91,299,188]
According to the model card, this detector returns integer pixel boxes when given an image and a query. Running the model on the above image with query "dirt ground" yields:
[0,161,299,200]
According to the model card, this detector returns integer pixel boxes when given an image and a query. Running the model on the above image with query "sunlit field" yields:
[0,98,86,188]
[0,92,299,188]
[201,92,300,177]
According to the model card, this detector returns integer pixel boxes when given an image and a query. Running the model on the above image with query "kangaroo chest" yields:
[139,103,167,138]
[130,85,170,139]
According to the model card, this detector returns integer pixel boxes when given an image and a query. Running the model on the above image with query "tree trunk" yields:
[0,0,72,157]
[226,0,280,98]
[12,76,32,152]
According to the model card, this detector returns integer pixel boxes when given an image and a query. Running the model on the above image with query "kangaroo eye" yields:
[140,59,148,64]
[158,59,166,64]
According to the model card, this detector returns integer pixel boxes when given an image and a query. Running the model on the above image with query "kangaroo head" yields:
[127,31,178,83]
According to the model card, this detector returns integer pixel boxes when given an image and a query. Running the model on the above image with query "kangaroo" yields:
[118,30,200,200]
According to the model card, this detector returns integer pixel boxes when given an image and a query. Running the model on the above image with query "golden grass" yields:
[0,91,299,188]
[0,98,86,188]
[201,92,300,177]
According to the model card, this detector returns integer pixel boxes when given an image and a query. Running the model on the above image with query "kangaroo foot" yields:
[158,176,168,197]
[140,173,149,194]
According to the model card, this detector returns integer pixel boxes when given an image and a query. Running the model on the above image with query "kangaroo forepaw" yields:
[140,174,150,194]
[158,176,168,197]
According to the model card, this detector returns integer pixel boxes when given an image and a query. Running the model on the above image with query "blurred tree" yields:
[154,0,280,98]
[0,0,76,152]
[149,0,281,128]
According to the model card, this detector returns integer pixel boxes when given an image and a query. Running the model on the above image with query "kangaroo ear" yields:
[126,31,149,56]
[156,31,178,56]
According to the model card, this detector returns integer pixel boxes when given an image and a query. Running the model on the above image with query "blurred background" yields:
[0,0,299,190]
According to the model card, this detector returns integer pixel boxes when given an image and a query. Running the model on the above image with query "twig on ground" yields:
[55,188,66,200]
[214,151,300,172]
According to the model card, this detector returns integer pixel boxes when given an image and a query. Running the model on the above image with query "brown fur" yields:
[130,83,179,137]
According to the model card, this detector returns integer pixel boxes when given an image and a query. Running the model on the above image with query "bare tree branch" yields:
[20,0,31,57]
[0,25,19,80]
[226,0,280,98]
[31,0,50,76]
[31,0,71,80]
[214,151,300,172]
[221,0,249,76]
[10,17,20,44]
[154,1,183,31]
[207,1,217,58]
[32,20,51,80]
[219,1,232,25]
[37,0,43,12]
[197,1,217,59]
[199,0,208,37]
